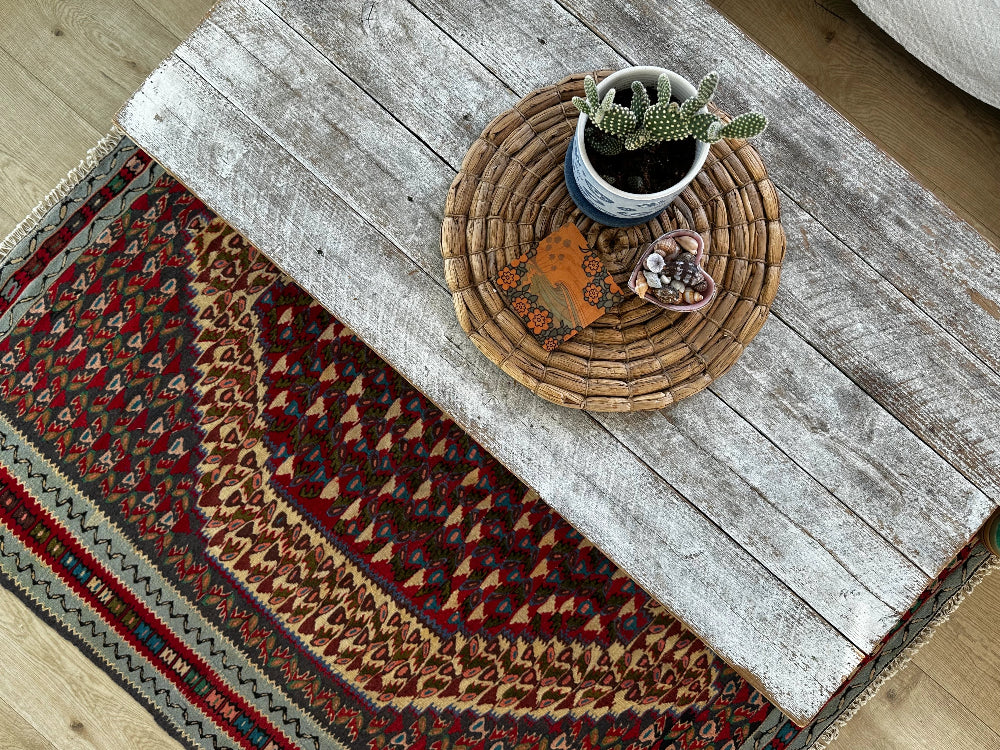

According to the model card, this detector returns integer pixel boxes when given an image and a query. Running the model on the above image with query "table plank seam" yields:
[252,0,464,176]
[767,187,999,507]
[400,0,1000,527]
[774,180,1000,387]
[164,5,943,609]
[161,51,918,655]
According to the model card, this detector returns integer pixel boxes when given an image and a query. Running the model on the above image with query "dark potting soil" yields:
[585,85,698,194]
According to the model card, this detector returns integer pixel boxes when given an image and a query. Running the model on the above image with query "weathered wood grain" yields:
[0,586,182,750]
[773,194,1000,500]
[400,0,1000,548]
[258,0,999,577]
[552,0,1000,437]
[0,46,102,223]
[170,0,938,653]
[118,55,868,723]
[709,0,1000,250]
[0,0,180,134]
[267,0,516,170]
[707,308,992,573]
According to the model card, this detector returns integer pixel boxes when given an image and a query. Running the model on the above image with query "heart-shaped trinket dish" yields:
[627,229,716,312]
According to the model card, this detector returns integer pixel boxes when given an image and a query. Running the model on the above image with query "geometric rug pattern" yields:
[0,136,991,749]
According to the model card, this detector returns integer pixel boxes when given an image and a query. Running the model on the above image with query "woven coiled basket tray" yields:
[441,71,785,412]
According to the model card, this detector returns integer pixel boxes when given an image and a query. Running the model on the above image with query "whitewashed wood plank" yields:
[541,0,1000,477]
[708,297,993,572]
[170,0,933,651]
[250,0,997,575]
[266,0,516,169]
[117,56,864,724]
[411,0,1000,388]
[390,0,1000,566]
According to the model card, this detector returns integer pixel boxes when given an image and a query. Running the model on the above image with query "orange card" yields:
[495,224,623,352]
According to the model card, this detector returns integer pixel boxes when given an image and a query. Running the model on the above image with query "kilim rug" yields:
[0,132,994,750]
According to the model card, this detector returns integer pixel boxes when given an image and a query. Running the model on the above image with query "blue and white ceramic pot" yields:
[565,67,711,227]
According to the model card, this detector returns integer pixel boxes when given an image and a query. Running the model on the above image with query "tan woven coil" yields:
[441,71,786,412]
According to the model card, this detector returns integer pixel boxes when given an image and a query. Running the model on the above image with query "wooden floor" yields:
[0,0,998,747]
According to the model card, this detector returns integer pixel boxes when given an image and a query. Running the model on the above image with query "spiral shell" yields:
[651,238,678,258]
[662,255,707,293]
[653,285,681,305]
[635,275,649,299]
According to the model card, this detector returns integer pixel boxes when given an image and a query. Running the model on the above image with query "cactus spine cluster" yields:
[574,71,767,156]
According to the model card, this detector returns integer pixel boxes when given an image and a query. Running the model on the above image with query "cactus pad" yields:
[585,127,624,156]
[576,72,768,157]
[598,103,637,136]
[719,112,768,140]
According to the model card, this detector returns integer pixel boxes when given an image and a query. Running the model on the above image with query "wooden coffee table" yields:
[116,0,1000,725]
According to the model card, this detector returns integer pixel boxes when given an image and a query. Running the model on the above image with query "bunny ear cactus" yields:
[718,112,768,140]
[574,71,768,153]
[679,71,718,119]
[585,127,624,156]
[630,81,650,127]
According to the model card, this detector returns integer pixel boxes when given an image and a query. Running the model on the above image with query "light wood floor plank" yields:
[911,570,1000,735]
[0,0,182,134]
[708,0,1000,249]
[0,208,16,240]
[0,586,181,750]
[827,662,1000,750]
[0,47,101,223]
[0,696,58,750]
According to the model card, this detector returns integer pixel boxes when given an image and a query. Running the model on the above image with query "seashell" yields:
[653,285,681,305]
[676,235,699,254]
[635,275,649,299]
[645,253,665,273]
[652,238,678,258]
[668,278,685,292]
[682,289,704,305]
[643,270,662,289]
[663,255,707,292]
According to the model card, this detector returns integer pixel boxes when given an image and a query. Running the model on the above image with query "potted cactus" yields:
[564,67,767,227]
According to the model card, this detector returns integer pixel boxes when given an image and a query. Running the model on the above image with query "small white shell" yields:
[676,235,699,254]
[644,253,665,273]
[669,279,685,292]
[643,270,662,289]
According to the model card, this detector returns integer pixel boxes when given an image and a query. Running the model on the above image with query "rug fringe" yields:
[0,126,126,260]
[807,553,1000,750]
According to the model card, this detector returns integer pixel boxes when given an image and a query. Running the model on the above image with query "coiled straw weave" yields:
[442,72,785,411]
